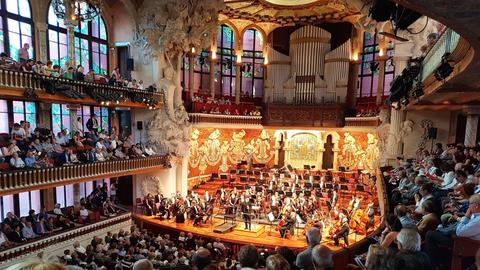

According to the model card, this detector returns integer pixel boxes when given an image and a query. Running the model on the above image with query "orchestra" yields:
[142,166,378,246]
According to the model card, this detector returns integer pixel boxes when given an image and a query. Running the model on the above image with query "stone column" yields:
[73,183,81,210]
[235,61,242,104]
[464,108,480,147]
[36,22,49,63]
[209,57,217,98]
[67,104,80,134]
[376,57,387,105]
[388,108,406,158]
[188,53,196,100]
[66,24,76,65]
[38,103,52,129]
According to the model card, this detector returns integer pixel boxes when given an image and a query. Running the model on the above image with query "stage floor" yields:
[133,213,372,251]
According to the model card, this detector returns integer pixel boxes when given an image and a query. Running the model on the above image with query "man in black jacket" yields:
[86,114,99,135]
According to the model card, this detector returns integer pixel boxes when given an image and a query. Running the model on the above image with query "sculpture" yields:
[418,119,434,149]
[375,109,391,165]
[136,0,224,157]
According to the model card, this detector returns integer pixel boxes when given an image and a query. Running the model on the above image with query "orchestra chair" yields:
[451,236,480,270]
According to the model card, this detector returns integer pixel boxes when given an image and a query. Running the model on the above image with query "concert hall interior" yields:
[0,0,479,270]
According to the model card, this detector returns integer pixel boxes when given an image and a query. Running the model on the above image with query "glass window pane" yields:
[30,190,40,213]
[6,0,19,15]
[19,192,30,217]
[2,195,14,220]
[25,102,35,113]
[18,0,31,18]
[65,184,74,206]
[56,186,65,207]
[13,101,24,113]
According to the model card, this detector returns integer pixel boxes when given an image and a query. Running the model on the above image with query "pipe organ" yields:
[264,25,352,105]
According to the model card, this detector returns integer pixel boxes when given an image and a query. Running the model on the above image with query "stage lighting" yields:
[400,97,409,106]
[411,82,424,99]
[391,101,401,110]
[434,53,454,81]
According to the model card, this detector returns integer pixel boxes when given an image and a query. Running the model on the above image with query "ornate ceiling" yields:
[221,0,363,25]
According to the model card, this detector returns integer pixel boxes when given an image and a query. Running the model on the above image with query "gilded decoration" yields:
[289,133,318,161]
[189,128,276,176]
[338,132,379,170]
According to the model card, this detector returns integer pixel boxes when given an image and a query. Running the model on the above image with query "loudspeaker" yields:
[127,58,134,71]
[427,127,438,139]
[137,121,143,130]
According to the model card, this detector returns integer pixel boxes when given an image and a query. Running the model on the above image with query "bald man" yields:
[311,245,334,270]
[296,227,321,270]
[193,247,212,270]
[133,259,153,270]
[266,254,291,270]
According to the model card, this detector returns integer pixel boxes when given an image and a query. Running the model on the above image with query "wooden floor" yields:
[133,213,373,251]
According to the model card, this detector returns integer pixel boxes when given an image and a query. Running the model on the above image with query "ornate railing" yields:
[188,113,262,126]
[263,103,345,127]
[0,212,132,263]
[344,116,380,127]
[0,156,169,195]
[421,28,461,81]
[0,68,164,105]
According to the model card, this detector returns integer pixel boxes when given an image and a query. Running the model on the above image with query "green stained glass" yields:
[100,44,107,54]
[52,104,60,114]
[102,117,108,130]
[101,107,108,116]
[25,102,35,113]
[26,114,36,129]
[12,101,24,113]
[100,18,107,40]
[52,114,61,134]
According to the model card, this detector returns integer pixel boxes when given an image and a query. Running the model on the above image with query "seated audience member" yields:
[311,245,334,270]
[192,247,212,270]
[8,224,25,243]
[238,245,259,270]
[455,193,480,240]
[85,70,95,82]
[296,227,321,270]
[73,65,85,81]
[79,206,89,223]
[21,221,37,239]
[266,254,291,270]
[379,214,403,249]
[63,66,74,79]
[10,152,25,169]
[53,203,63,216]
[20,59,34,72]
[24,150,37,168]
[0,227,11,248]
[417,199,440,238]
[395,228,431,269]
[35,217,51,235]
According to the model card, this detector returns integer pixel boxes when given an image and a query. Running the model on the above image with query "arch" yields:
[217,24,237,97]
[46,1,109,74]
[218,20,240,47]
[240,24,267,45]
[241,28,265,98]
[322,131,340,169]
[0,0,34,60]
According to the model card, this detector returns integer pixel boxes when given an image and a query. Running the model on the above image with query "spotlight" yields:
[116,100,120,104]
[434,53,454,81]
[101,101,105,105]
[411,82,424,99]
[106,101,110,106]
[400,97,409,106]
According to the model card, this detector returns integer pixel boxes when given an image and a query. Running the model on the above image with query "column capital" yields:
[463,106,480,115]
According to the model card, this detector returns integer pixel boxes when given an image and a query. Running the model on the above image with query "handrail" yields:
[188,113,262,126]
[421,28,461,81]
[0,155,169,195]
[0,212,132,262]
[0,68,164,105]
[344,116,380,127]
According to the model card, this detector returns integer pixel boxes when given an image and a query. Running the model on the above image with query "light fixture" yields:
[434,53,454,81]
[236,54,242,64]
[379,48,384,57]
[51,0,103,22]
[191,47,196,54]
[211,50,217,60]
[351,52,359,61]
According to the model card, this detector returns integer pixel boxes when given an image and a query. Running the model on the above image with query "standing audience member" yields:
[311,245,334,270]
[17,43,30,63]
[296,227,321,270]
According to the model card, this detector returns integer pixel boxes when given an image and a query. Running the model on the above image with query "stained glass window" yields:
[94,106,109,131]
[0,0,33,59]
[0,195,14,221]
[12,100,36,130]
[56,185,74,208]
[357,32,395,99]
[51,103,73,135]
[47,3,108,74]
[242,29,264,98]
[19,190,40,216]
[0,99,8,133]
[217,25,236,97]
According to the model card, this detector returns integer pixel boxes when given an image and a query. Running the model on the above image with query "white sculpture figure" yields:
[283,72,296,104]
[206,129,221,164]
[136,0,224,157]
[255,129,271,162]
[376,109,391,165]
[418,119,434,149]
[219,141,230,172]
[342,133,358,168]
[365,133,380,169]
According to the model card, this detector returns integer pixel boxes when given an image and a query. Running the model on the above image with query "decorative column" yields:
[73,183,81,210]
[36,23,49,63]
[376,57,387,105]
[464,107,480,147]
[67,104,80,134]
[235,59,242,105]
[64,1,78,65]
[346,60,360,109]
[388,108,406,158]
[38,103,52,129]
[209,54,217,98]
[188,49,196,100]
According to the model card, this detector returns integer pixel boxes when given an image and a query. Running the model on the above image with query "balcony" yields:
[0,156,169,196]
[263,103,345,127]
[344,116,380,127]
[0,68,164,108]
[188,113,262,126]
[0,212,132,264]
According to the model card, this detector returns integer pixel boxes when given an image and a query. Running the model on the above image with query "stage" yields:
[133,213,376,251]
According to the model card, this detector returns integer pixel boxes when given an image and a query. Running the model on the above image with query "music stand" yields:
[286,191,293,197]
[230,169,237,174]
[305,190,311,196]
[247,171,253,175]
[304,165,311,170]
[262,172,269,177]
[325,183,333,189]
[340,185,348,191]
[254,171,261,176]
[240,176,247,183]
[305,183,312,189]
[313,175,321,181]
[356,185,365,192]
[313,183,320,189]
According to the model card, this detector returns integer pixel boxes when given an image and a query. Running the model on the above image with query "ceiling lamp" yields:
[52,0,103,22]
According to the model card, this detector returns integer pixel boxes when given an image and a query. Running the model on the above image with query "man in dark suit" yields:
[333,217,350,246]
[296,227,322,270]
[86,114,99,135]
[7,225,25,243]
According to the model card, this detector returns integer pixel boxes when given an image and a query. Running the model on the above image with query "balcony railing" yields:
[0,156,169,196]
[0,68,164,105]
[421,28,461,81]
[0,212,132,263]
[189,113,262,126]
[344,116,380,127]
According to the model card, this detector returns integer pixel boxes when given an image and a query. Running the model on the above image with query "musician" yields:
[333,217,350,246]
[143,193,154,216]
[365,202,375,233]
[279,212,295,238]
[240,196,252,230]
[173,198,185,223]
[157,196,170,220]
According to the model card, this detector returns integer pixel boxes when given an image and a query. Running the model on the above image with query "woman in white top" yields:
[72,117,83,137]
[9,152,25,168]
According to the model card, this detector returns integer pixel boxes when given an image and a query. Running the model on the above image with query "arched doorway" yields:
[322,135,334,169]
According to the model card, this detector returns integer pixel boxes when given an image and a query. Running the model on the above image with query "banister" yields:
[421,28,461,81]
[0,155,169,196]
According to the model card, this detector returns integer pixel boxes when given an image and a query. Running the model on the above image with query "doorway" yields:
[117,110,132,139]
[116,46,131,80]
[322,135,334,169]
[116,176,133,206]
